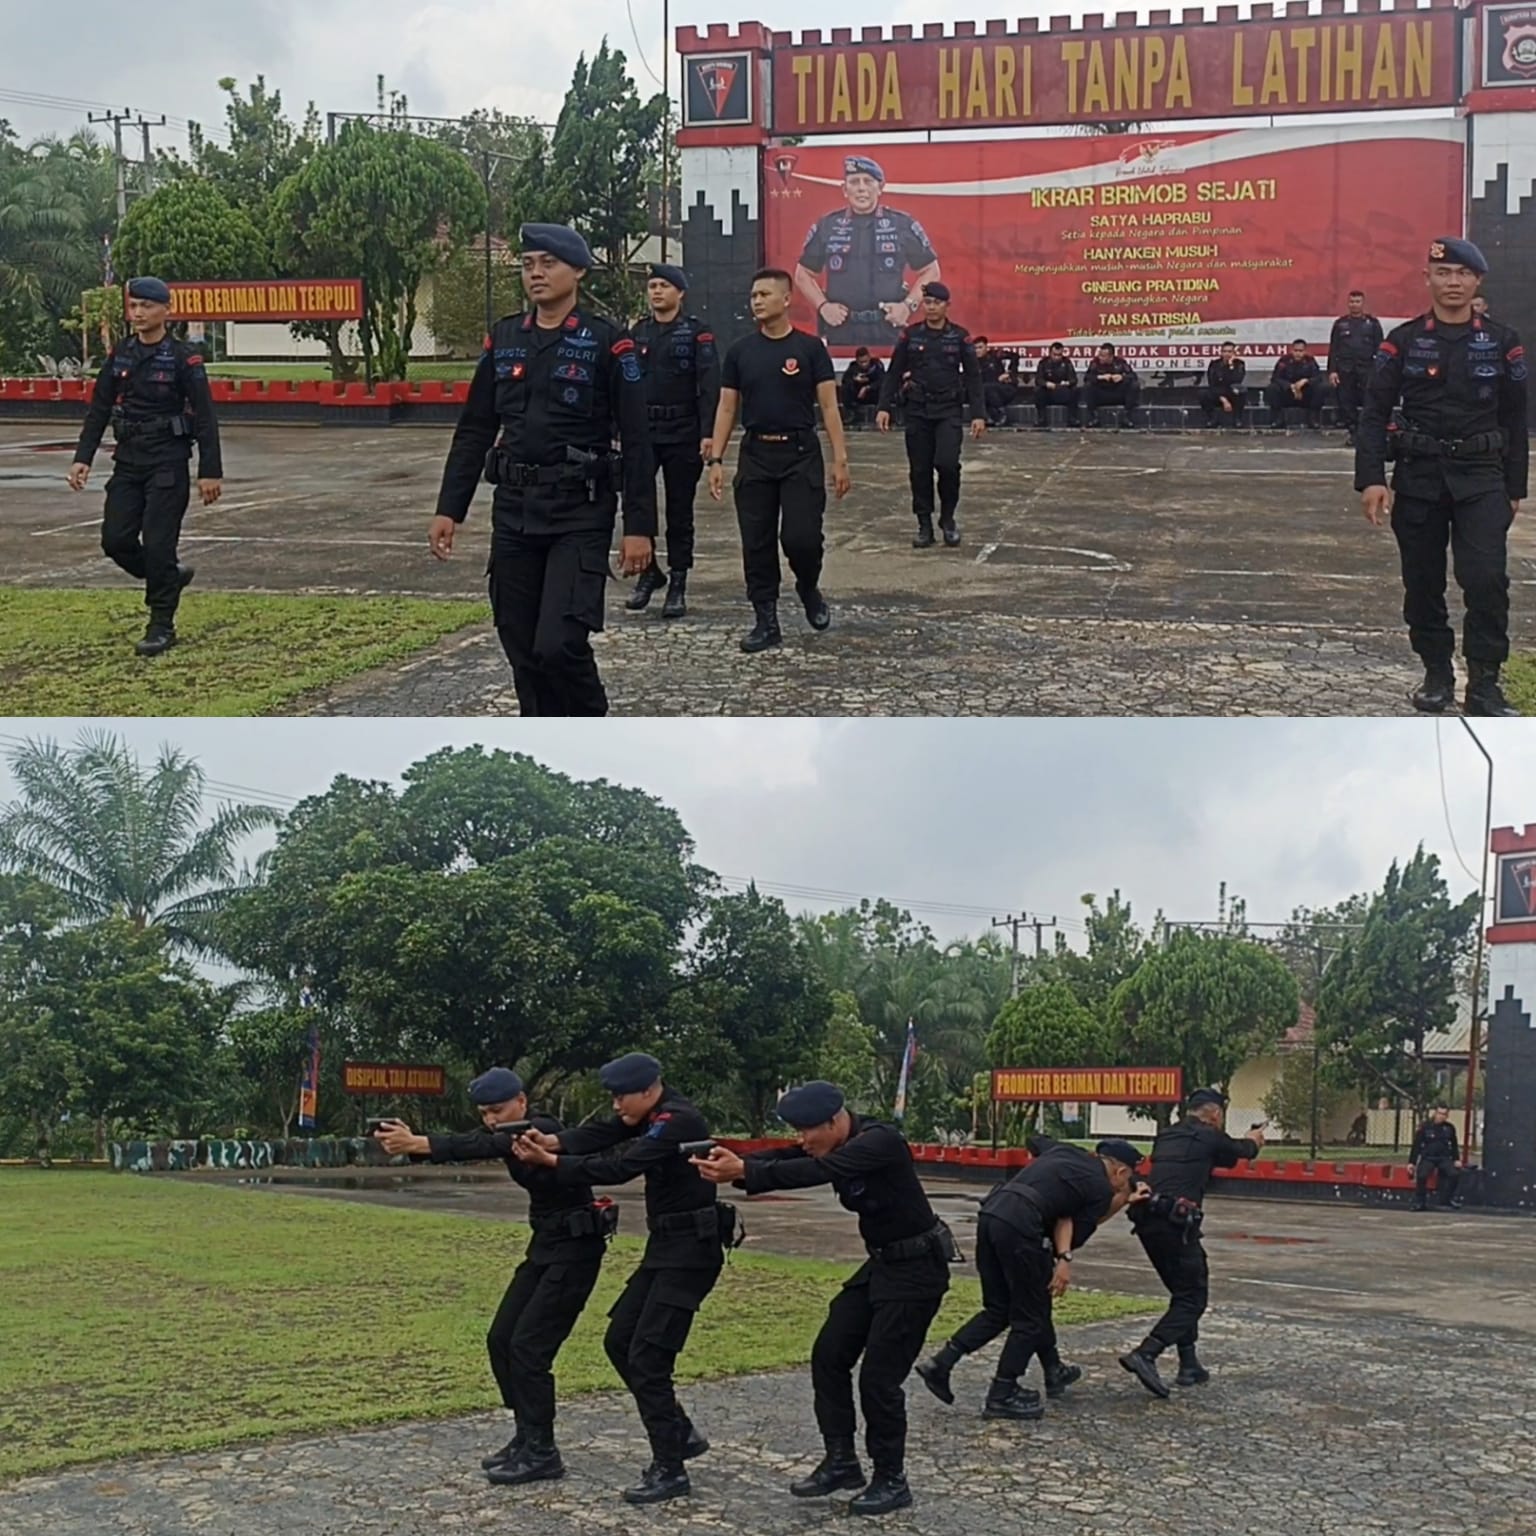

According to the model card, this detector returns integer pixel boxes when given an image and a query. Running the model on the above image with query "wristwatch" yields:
[1054,1251,1073,1263]
[706,456,724,466]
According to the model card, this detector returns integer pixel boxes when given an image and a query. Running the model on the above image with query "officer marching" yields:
[625,264,720,620]
[876,282,985,549]
[429,223,656,717]
[67,275,223,657]
[1356,236,1527,717]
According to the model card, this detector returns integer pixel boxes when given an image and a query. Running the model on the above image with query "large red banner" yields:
[763,121,1464,365]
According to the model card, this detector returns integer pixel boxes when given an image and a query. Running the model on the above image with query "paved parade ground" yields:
[3,1173,1533,1536]
[6,422,1535,716]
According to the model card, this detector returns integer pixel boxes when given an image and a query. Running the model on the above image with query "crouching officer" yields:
[916,1137,1145,1421]
[1119,1087,1263,1397]
[1357,236,1528,717]
[697,1081,950,1517]
[514,1053,729,1505]
[429,223,656,716]
[876,282,984,549]
[1409,1104,1463,1211]
[374,1068,611,1485]
[67,275,222,657]
[625,264,719,620]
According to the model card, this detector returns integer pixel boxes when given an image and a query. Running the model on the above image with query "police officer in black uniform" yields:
[696,1081,948,1517]
[68,275,222,657]
[374,1068,611,1485]
[794,156,942,351]
[876,283,984,549]
[1199,343,1248,427]
[1328,290,1384,444]
[429,224,656,716]
[1408,1104,1462,1210]
[514,1052,725,1505]
[1265,338,1324,428]
[1119,1087,1263,1398]
[1034,342,1080,427]
[1358,236,1528,717]
[915,1137,1145,1421]
[1083,344,1143,426]
[625,263,719,620]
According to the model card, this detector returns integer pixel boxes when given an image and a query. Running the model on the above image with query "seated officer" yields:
[1265,338,1324,428]
[1083,344,1142,426]
[839,348,886,414]
[1409,1105,1463,1211]
[1033,343,1079,427]
[1199,344,1248,426]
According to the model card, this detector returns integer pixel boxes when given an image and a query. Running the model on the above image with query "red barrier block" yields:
[449,381,471,403]
[236,379,266,399]
[417,381,447,403]
[59,379,87,401]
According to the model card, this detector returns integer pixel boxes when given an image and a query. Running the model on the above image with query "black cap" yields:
[775,1081,846,1128]
[598,1052,662,1095]
[468,1067,524,1104]
[1186,1087,1228,1111]
[1095,1138,1145,1173]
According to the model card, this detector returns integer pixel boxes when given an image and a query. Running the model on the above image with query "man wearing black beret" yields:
[514,1052,725,1505]
[1357,235,1528,717]
[1118,1087,1264,1398]
[68,275,223,657]
[429,223,657,716]
[696,1080,949,1517]
[373,1068,610,1485]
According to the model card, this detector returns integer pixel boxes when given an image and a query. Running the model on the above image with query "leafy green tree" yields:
[112,178,270,282]
[224,1002,315,1137]
[181,76,323,218]
[986,980,1107,1068]
[427,242,524,353]
[1034,891,1155,1014]
[0,731,279,955]
[1261,1049,1347,1141]
[813,991,880,1109]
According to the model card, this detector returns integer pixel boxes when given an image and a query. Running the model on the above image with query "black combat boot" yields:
[982,1377,1044,1420]
[797,581,831,631]
[916,1340,964,1405]
[790,1438,865,1497]
[625,563,667,611]
[681,1423,710,1460]
[1119,1342,1171,1399]
[621,1461,690,1504]
[1410,663,1456,713]
[938,514,961,547]
[480,1424,524,1469]
[912,516,935,548]
[177,565,195,591]
[1465,660,1520,717]
[661,570,688,619]
[850,1470,913,1516]
[1043,1360,1083,1398]
[739,600,782,654]
[1175,1345,1210,1387]
[487,1424,565,1485]
[135,622,176,657]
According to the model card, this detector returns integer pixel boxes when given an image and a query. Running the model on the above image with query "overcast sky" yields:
[2,0,1318,150]
[0,718,1527,947]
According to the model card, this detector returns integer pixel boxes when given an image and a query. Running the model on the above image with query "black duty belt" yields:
[647,403,694,421]
[113,413,185,443]
[1397,429,1505,460]
[840,308,892,325]
[746,429,809,444]
[868,1224,944,1262]
[531,1202,618,1240]
[647,1207,719,1240]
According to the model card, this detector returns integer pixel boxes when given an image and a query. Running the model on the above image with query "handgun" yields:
[366,1118,396,1135]
[493,1120,535,1137]
[680,1139,717,1159]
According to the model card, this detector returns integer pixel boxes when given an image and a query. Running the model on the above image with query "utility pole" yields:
[661,0,670,262]
[133,114,166,197]
[1031,914,1058,959]
[89,109,135,226]
[991,913,1055,996]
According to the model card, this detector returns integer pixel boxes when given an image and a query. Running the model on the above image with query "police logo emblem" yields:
[829,256,843,271]
[512,363,525,379]
[1428,240,1447,260]
[563,387,579,403]
[783,358,800,375]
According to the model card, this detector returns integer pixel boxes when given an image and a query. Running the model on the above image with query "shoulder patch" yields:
[185,354,204,368]
[611,336,635,355]
[644,1111,673,1140]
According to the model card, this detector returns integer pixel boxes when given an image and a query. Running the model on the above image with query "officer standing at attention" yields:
[513,1053,725,1505]
[373,1068,611,1487]
[67,275,222,657]
[1034,342,1080,427]
[1327,289,1384,445]
[625,263,719,620]
[1358,236,1527,717]
[1408,1104,1463,1211]
[707,268,851,655]
[1119,1087,1263,1398]
[876,282,984,549]
[696,1081,950,1517]
[915,1137,1146,1421]
[429,223,656,716]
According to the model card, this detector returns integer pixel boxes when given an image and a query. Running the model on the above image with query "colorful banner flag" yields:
[893,1019,918,1123]
[297,987,320,1132]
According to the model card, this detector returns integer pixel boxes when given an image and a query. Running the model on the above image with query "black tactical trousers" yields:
[904,413,963,518]
[487,1254,603,1429]
[1136,1218,1209,1350]
[101,453,191,624]
[810,1278,942,1477]
[733,433,826,604]
[1084,378,1142,424]
[488,520,613,716]
[1198,388,1247,426]
[949,1212,1053,1380]
[1035,383,1080,424]
[604,1264,721,1466]
[1264,379,1323,419]
[1415,1155,1461,1207]
[655,441,702,572]
[1335,366,1370,433]
[1391,480,1513,665]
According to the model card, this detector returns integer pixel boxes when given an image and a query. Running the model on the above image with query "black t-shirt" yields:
[722,327,834,431]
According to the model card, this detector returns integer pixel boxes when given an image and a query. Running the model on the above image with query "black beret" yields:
[649,262,688,292]
[519,222,595,270]
[921,281,951,302]
[1095,1138,1145,1172]
[598,1052,662,1095]
[1427,236,1488,275]
[468,1067,524,1104]
[776,1080,846,1128]
[127,276,172,305]
[1186,1087,1229,1110]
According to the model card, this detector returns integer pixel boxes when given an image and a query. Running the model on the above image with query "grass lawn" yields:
[207,362,478,384]
[1504,653,1536,715]
[0,590,485,716]
[0,1171,1155,1482]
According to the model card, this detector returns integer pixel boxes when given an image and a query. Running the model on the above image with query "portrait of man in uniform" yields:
[793,155,941,350]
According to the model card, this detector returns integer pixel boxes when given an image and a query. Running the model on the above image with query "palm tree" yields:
[0,731,280,954]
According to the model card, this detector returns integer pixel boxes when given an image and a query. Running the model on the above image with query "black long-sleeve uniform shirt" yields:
[878,320,984,421]
[74,333,223,478]
[740,1114,948,1301]
[981,1135,1114,1251]
[1409,1119,1459,1163]
[423,1111,605,1265]
[1144,1118,1260,1205]
[434,304,656,538]
[1328,313,1384,372]
[629,313,720,446]
[553,1086,718,1269]
[1036,356,1078,389]
[1270,354,1321,390]
[1205,357,1247,399]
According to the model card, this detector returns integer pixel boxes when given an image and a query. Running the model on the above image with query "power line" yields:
[1433,718,1481,885]
[625,0,667,90]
